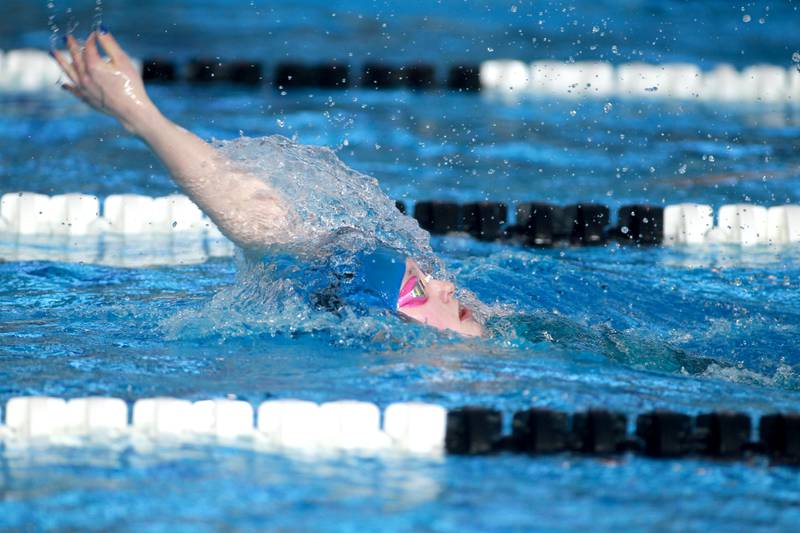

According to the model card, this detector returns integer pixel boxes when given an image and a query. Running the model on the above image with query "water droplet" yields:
[621,226,629,234]
[678,164,687,175]
[510,5,518,13]
[569,109,577,117]
[603,102,613,113]
[742,14,751,23]
[276,119,285,128]
[792,52,800,63]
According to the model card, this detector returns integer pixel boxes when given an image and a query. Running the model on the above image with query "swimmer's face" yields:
[396,259,484,337]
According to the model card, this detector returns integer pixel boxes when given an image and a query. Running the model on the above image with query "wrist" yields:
[123,101,166,138]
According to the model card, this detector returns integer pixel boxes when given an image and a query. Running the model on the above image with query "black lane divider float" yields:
[142,59,481,91]
[401,200,663,246]
[446,408,800,465]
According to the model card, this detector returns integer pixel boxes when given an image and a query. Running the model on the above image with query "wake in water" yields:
[161,136,798,390]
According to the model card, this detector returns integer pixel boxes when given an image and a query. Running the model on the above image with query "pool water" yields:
[2,0,800,531]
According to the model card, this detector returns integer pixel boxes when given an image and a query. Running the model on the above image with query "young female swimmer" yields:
[51,30,484,337]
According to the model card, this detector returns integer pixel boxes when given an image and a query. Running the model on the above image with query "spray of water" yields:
[163,135,495,346]
[47,1,81,48]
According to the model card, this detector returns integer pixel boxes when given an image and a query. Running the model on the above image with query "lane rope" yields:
[2,48,799,103]
[0,396,798,465]
[1,192,798,266]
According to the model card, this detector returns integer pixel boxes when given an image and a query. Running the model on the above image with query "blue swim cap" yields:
[350,246,408,309]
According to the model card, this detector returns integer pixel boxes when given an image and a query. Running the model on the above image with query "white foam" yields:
[191,399,254,438]
[716,204,769,246]
[257,399,321,449]
[132,397,194,437]
[663,203,714,244]
[383,402,447,454]
[64,397,128,434]
[767,205,800,244]
[319,400,388,450]
[5,396,68,439]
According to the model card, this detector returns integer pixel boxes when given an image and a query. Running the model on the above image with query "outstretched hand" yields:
[51,30,158,134]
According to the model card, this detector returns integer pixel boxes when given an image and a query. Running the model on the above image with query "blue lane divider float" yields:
[1,396,798,465]
[1,193,799,266]
[3,48,800,103]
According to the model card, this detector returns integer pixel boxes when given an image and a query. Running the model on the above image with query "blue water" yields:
[2,0,800,531]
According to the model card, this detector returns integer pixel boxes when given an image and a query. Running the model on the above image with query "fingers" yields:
[65,35,87,81]
[96,30,132,68]
[83,32,103,70]
[50,49,79,85]
[60,83,87,103]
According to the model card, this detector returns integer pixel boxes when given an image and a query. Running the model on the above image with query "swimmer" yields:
[51,30,484,337]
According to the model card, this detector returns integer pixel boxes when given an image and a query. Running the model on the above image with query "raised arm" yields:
[52,30,293,250]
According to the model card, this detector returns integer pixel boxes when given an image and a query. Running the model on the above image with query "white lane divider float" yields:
[0,49,64,92]
[65,397,129,435]
[713,204,770,246]
[0,49,141,93]
[0,191,235,265]
[768,205,800,244]
[663,203,714,245]
[0,396,447,456]
[480,59,800,103]
[384,402,448,454]
[660,202,800,246]
[191,399,254,439]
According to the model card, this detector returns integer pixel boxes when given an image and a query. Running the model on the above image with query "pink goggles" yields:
[397,275,429,308]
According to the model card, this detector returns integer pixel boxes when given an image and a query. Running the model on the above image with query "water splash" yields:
[93,0,104,31]
[47,1,80,48]
[213,135,437,268]
[163,135,490,346]
[47,1,59,50]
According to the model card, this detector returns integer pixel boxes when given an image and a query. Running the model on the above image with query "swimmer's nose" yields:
[434,281,456,303]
